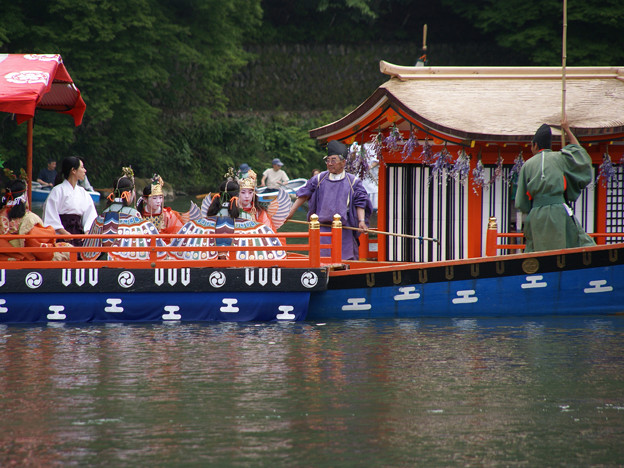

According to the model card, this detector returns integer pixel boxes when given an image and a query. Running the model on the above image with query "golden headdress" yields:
[109,166,136,202]
[239,169,257,190]
[121,166,134,183]
[223,167,237,181]
[148,173,164,197]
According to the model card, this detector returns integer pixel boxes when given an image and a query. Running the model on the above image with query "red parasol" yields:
[0,53,86,203]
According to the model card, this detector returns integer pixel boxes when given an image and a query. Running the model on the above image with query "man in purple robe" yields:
[287,140,372,260]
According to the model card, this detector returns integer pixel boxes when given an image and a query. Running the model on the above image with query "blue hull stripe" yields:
[307,265,624,319]
[0,292,309,323]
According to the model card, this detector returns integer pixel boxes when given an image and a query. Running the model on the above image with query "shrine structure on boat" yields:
[310,62,624,262]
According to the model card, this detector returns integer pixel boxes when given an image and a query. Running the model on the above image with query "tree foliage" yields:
[440,0,624,65]
[0,0,261,188]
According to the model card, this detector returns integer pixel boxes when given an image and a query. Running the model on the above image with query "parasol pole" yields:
[27,118,33,206]
[561,0,567,146]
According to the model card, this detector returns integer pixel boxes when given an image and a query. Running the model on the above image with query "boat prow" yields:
[256,178,307,203]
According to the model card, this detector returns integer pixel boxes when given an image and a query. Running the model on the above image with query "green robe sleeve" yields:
[559,144,593,203]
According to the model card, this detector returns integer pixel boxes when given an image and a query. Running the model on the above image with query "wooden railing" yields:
[485,216,624,256]
[0,214,345,270]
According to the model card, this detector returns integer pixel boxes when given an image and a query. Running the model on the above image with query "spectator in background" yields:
[238,163,251,180]
[261,158,289,189]
[36,159,57,188]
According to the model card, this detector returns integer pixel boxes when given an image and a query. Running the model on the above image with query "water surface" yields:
[1,317,623,466]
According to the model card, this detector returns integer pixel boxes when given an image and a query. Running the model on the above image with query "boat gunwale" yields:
[334,242,624,276]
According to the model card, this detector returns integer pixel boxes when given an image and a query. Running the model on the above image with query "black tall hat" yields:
[326,140,348,159]
[532,124,552,150]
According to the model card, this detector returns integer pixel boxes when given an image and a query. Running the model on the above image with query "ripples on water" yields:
[0,317,623,466]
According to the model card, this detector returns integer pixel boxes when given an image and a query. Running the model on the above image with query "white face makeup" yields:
[239,188,255,208]
[144,194,163,214]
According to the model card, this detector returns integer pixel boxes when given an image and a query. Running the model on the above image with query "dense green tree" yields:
[440,0,624,65]
[253,0,491,44]
[0,0,261,187]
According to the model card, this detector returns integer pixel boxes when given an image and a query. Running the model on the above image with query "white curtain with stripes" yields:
[605,165,623,243]
[386,164,600,261]
[387,165,468,262]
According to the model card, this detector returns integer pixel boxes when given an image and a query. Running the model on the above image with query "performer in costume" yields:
[103,166,141,217]
[137,174,184,234]
[286,140,372,260]
[84,168,167,261]
[205,175,241,218]
[515,119,596,252]
[43,156,98,246]
[0,175,71,261]
[238,169,291,232]
[177,171,284,261]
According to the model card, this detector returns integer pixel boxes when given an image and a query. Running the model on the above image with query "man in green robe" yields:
[515,119,596,252]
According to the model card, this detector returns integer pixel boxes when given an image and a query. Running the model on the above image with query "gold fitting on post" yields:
[487,216,497,230]
[332,214,342,228]
[309,214,320,230]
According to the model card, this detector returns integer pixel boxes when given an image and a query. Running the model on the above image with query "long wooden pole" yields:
[561,0,567,146]
[27,118,33,207]
[286,219,438,242]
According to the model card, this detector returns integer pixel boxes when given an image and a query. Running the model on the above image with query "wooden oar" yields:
[286,219,438,243]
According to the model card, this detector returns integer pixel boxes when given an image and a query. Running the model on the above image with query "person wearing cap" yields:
[286,140,372,260]
[261,158,289,189]
[515,118,595,252]
[137,174,184,234]
[238,163,251,180]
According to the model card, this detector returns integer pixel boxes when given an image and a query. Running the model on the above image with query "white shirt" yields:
[262,168,289,189]
[328,170,346,181]
[43,179,98,232]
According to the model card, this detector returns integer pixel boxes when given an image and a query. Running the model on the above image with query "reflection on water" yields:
[1,318,623,466]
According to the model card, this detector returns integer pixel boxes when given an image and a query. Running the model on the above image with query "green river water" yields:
[1,317,623,467]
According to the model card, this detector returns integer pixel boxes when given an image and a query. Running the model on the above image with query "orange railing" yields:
[485,216,624,256]
[357,233,379,261]
[0,214,345,270]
